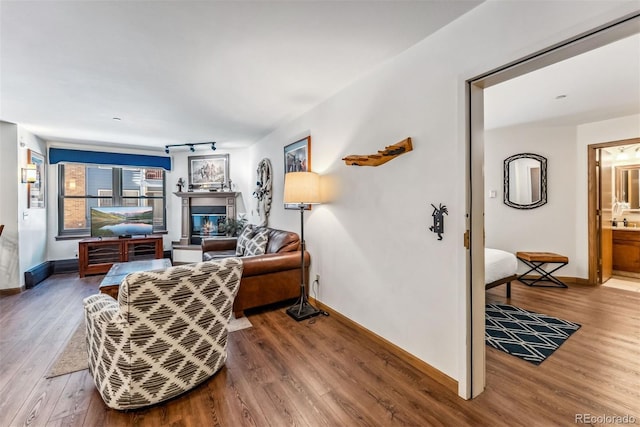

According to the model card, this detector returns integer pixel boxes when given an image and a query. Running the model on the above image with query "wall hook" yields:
[429,203,448,240]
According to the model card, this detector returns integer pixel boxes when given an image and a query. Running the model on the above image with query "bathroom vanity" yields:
[612,228,640,274]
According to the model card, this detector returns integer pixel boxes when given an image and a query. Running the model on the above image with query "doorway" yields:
[588,138,640,285]
[587,138,640,285]
[467,14,640,398]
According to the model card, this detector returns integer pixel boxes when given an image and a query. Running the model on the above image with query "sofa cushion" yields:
[203,249,237,261]
[261,227,300,253]
[236,225,255,256]
[244,228,269,256]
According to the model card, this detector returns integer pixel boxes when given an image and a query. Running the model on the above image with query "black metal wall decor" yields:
[429,203,448,240]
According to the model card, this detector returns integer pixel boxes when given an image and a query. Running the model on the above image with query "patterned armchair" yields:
[83,258,243,410]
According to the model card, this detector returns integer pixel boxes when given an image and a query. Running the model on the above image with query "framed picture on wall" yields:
[188,154,229,190]
[28,149,45,209]
[284,136,311,210]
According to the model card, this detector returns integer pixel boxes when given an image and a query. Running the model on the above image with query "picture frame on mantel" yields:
[28,149,45,209]
[284,136,311,210]
[188,154,229,190]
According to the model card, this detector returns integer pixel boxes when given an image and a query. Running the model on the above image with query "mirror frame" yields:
[503,153,548,209]
[615,164,640,210]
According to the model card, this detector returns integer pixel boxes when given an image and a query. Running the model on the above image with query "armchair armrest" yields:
[202,237,237,253]
[241,250,310,276]
[83,294,126,329]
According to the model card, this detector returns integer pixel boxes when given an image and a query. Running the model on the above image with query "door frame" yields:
[466,13,639,397]
[587,138,640,285]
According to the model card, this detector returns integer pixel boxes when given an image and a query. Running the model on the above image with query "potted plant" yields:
[220,217,248,237]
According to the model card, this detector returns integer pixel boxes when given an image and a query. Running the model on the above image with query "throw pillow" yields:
[244,228,269,257]
[235,225,255,256]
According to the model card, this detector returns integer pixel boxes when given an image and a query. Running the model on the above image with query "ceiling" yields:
[2,3,637,152]
[485,33,640,130]
[0,0,481,151]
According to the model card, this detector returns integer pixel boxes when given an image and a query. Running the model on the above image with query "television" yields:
[90,206,154,238]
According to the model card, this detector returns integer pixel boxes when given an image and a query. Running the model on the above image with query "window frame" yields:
[57,164,167,237]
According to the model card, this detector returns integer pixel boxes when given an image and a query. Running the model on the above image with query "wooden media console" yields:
[78,235,163,277]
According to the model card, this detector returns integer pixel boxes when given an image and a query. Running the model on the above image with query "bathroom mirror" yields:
[503,153,547,209]
[615,165,640,210]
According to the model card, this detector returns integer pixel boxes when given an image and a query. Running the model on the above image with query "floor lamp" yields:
[284,171,322,321]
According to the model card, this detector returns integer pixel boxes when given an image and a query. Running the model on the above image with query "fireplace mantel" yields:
[173,191,239,246]
[173,191,238,198]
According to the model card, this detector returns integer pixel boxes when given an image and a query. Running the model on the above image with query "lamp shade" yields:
[284,172,321,204]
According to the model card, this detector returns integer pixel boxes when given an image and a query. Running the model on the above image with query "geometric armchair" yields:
[83,258,243,410]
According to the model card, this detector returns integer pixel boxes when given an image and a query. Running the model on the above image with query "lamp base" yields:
[286,301,321,321]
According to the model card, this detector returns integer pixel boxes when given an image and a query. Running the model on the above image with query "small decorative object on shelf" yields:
[429,203,448,240]
[342,137,413,166]
[176,178,185,192]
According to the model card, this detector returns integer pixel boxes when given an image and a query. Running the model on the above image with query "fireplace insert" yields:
[191,206,226,244]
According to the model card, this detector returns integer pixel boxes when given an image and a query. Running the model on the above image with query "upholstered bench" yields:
[516,251,569,288]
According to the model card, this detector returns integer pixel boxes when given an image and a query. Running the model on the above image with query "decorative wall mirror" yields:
[615,165,640,210]
[503,153,547,209]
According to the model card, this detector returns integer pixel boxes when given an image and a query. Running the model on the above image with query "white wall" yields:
[18,128,48,285]
[242,0,639,395]
[0,122,47,290]
[485,125,578,276]
[0,122,20,290]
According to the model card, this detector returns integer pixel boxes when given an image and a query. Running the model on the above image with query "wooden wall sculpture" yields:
[342,137,413,166]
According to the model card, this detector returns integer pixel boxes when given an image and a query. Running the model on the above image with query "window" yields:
[58,164,166,236]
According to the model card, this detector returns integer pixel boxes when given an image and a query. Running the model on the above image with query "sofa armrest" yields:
[202,237,237,253]
[241,251,310,276]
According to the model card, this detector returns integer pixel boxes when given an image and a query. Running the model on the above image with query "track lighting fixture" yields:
[163,141,217,154]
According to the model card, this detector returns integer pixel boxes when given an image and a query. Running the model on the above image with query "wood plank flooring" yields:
[0,274,638,426]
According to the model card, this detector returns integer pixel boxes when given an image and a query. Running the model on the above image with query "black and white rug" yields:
[485,303,581,365]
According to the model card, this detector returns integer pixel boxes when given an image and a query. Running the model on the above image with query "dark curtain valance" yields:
[49,148,172,170]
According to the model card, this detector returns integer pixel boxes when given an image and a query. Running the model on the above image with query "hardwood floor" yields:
[1,274,638,426]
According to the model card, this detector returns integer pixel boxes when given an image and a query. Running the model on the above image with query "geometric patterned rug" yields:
[485,303,581,365]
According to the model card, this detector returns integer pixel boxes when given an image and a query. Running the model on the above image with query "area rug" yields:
[485,303,581,365]
[46,316,253,378]
[46,322,88,378]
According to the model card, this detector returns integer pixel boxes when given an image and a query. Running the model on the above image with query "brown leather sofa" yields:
[201,226,309,317]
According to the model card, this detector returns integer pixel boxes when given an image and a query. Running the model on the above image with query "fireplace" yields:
[173,191,238,247]
[191,206,226,244]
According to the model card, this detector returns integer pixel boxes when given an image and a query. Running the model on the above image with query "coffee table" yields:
[99,258,172,299]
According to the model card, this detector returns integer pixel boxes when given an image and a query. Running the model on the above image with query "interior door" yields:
[598,148,613,283]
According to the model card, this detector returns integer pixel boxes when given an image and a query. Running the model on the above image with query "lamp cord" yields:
[311,278,329,318]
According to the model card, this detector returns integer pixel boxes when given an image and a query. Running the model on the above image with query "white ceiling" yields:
[0,0,481,150]
[3,3,638,151]
[485,33,640,130]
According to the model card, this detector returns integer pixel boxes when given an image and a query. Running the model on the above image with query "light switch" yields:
[489,190,497,198]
